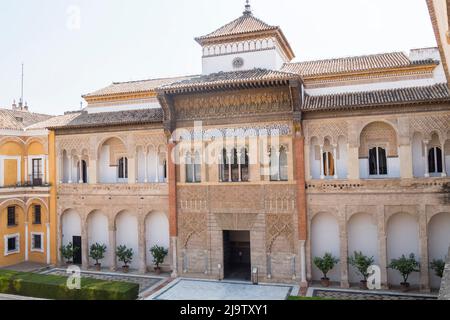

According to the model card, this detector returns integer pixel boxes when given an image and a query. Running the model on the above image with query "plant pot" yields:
[154,267,161,275]
[400,282,410,292]
[66,261,73,266]
[95,263,102,271]
[122,265,129,273]
[359,280,368,290]
[321,278,330,287]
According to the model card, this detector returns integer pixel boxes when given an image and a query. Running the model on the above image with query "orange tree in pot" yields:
[116,245,133,273]
[150,245,168,275]
[89,243,107,271]
[388,253,420,292]
[313,253,339,287]
[348,251,375,290]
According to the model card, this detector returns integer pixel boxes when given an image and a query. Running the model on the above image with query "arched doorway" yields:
[87,211,110,267]
[61,209,82,264]
[428,212,450,289]
[145,212,170,268]
[115,211,139,269]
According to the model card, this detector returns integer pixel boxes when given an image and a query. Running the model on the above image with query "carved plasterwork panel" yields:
[305,120,348,145]
[266,214,294,253]
[214,212,258,231]
[179,212,207,249]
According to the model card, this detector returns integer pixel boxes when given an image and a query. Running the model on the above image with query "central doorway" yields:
[223,231,251,281]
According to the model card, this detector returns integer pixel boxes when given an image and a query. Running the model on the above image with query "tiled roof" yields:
[83,75,195,98]
[26,112,83,130]
[303,83,450,111]
[0,108,53,130]
[158,68,300,93]
[46,109,163,130]
[195,12,277,42]
[282,52,438,77]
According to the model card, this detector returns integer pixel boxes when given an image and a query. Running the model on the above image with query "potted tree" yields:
[150,245,168,275]
[313,253,339,287]
[60,242,77,265]
[430,259,445,279]
[348,251,375,290]
[89,243,107,271]
[116,245,133,273]
[388,253,420,292]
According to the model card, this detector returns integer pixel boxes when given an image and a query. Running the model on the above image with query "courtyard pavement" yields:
[307,287,438,300]
[147,278,296,300]
[0,262,52,273]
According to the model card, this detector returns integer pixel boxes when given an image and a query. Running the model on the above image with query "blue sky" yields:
[0,0,436,115]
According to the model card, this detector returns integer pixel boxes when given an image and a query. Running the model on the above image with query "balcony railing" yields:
[0,174,50,189]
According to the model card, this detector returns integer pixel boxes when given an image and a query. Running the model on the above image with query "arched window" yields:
[78,160,87,183]
[220,147,249,182]
[369,147,387,176]
[185,151,201,183]
[428,147,443,174]
[163,160,167,181]
[118,157,128,179]
[322,152,335,177]
[270,146,288,181]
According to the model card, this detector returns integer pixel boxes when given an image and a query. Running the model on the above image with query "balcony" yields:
[0,174,50,189]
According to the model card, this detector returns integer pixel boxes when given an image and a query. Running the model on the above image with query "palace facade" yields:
[1,3,449,292]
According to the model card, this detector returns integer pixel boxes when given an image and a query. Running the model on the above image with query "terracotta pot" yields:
[321,278,330,287]
[95,263,101,271]
[66,261,73,266]
[154,267,161,275]
[400,282,410,292]
[359,280,368,290]
[122,266,129,273]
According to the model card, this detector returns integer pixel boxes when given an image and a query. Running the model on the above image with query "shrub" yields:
[89,243,107,265]
[313,253,339,280]
[430,259,445,278]
[348,251,375,281]
[116,245,133,267]
[150,245,168,269]
[0,270,139,300]
[60,242,78,263]
[388,253,420,284]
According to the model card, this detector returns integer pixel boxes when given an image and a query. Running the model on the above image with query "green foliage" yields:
[89,243,107,265]
[348,251,375,281]
[430,259,446,278]
[388,253,420,284]
[150,245,168,268]
[60,242,78,263]
[0,270,139,300]
[116,245,133,267]
[313,253,339,279]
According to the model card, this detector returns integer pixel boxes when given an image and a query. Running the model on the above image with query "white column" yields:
[45,155,49,184]
[78,158,83,184]
[25,222,29,261]
[68,155,73,183]
[46,223,51,264]
[237,150,242,182]
[191,155,196,183]
[144,151,148,183]
[333,145,338,179]
[441,141,447,177]
[227,151,232,182]
[276,151,281,181]
[58,154,63,184]
[424,140,430,178]
[319,145,325,179]
[156,153,160,183]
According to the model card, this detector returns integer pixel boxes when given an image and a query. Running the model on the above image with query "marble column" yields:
[319,145,325,179]
[339,218,350,288]
[333,144,338,179]
[377,209,389,289]
[441,140,447,177]
[424,140,430,178]
[81,220,89,270]
[78,158,83,184]
[68,155,73,184]
[155,153,160,183]
[419,211,430,292]
[109,224,117,271]
[138,220,147,274]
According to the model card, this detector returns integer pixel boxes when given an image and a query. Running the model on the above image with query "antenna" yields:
[20,63,24,104]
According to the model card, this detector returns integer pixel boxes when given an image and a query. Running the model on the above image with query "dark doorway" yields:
[72,236,82,265]
[81,160,87,183]
[223,231,251,281]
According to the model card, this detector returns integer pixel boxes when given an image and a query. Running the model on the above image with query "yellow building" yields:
[0,102,56,267]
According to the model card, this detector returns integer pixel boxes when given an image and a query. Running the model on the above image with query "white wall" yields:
[359,157,400,179]
[146,212,170,267]
[337,138,348,179]
[137,149,146,183]
[202,48,285,75]
[310,145,321,179]
[348,213,379,283]
[412,134,425,178]
[98,145,117,183]
[62,210,81,246]
[311,213,341,282]
[87,212,110,267]
[387,213,420,286]
[428,213,450,289]
[116,212,139,269]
